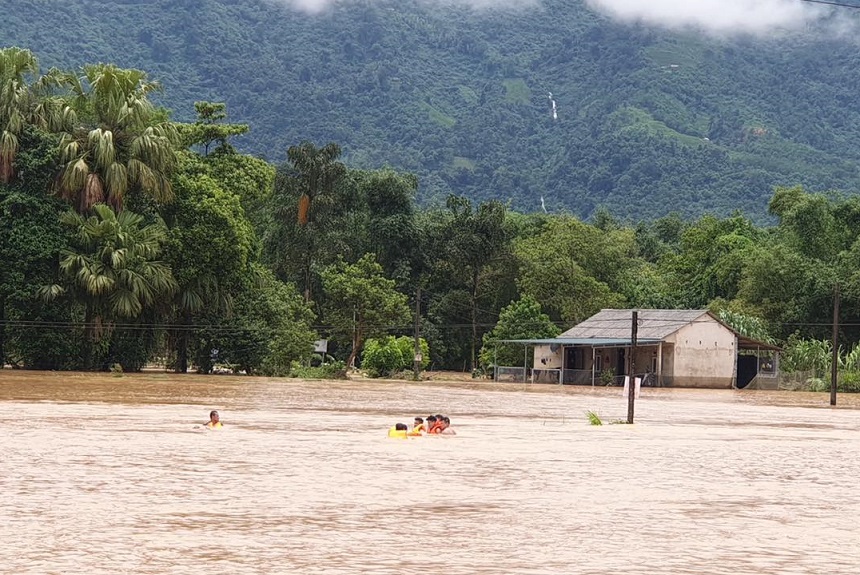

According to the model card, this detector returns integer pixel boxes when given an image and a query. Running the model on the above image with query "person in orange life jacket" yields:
[438,416,456,435]
[428,414,446,434]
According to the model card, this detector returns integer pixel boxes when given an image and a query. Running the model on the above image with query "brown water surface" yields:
[2,371,859,574]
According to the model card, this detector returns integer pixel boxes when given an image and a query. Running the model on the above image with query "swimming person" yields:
[439,416,456,435]
[388,423,408,438]
[428,414,446,434]
[205,410,222,429]
[411,417,425,435]
[425,415,438,433]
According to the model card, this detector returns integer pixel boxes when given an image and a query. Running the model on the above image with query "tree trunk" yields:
[83,304,94,371]
[304,252,312,303]
[175,310,190,373]
[470,270,479,372]
[176,336,188,373]
[347,327,361,370]
[0,295,6,369]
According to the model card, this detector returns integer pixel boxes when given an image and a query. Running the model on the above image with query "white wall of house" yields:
[664,319,737,388]
[534,345,562,368]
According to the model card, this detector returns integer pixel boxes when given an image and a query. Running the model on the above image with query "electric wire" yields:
[799,0,860,8]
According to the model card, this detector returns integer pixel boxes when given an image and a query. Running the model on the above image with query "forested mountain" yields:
[3,0,860,219]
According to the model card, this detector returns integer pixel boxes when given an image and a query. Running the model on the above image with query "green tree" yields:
[55,64,178,212]
[362,335,430,377]
[321,253,410,368]
[161,164,256,372]
[770,186,841,262]
[203,149,274,229]
[736,242,835,340]
[266,141,348,302]
[193,265,316,375]
[44,204,177,369]
[440,195,511,370]
[180,101,249,156]
[0,47,71,184]
[360,168,420,283]
[0,47,40,184]
[661,213,760,308]
[478,296,560,369]
[515,216,628,323]
[0,126,73,368]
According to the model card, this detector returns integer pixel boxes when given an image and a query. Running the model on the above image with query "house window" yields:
[566,348,584,370]
[651,352,658,373]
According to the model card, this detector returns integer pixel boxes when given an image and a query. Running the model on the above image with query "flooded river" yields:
[2,371,859,574]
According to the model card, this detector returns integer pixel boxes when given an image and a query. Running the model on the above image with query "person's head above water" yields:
[209,410,219,423]
[414,417,424,425]
[395,423,408,431]
[426,415,437,426]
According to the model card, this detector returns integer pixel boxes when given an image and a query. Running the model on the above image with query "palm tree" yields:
[0,47,73,184]
[0,48,37,183]
[275,141,346,302]
[42,204,177,368]
[172,273,228,373]
[287,141,346,227]
[55,64,178,212]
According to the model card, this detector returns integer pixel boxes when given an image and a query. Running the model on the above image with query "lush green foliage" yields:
[320,254,411,367]
[5,2,860,219]
[6,48,860,391]
[362,335,430,378]
[479,296,560,369]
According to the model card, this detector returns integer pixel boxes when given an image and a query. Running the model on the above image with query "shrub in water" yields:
[362,336,429,378]
[586,410,603,426]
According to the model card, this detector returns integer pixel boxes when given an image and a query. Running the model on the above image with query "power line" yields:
[799,0,860,8]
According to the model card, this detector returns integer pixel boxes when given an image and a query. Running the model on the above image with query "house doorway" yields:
[736,355,757,389]
[616,348,626,376]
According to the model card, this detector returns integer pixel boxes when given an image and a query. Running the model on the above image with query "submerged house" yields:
[498,309,779,389]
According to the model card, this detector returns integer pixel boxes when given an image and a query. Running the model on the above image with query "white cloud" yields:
[279,0,538,14]
[584,0,831,35]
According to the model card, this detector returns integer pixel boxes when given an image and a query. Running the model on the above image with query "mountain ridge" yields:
[4,0,860,220]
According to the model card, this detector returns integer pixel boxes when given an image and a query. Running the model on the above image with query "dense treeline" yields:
[3,1,860,220]
[2,48,860,378]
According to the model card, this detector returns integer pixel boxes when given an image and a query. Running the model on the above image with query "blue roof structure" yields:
[499,337,662,346]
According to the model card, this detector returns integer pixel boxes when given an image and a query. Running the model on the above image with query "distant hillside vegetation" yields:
[4,0,860,220]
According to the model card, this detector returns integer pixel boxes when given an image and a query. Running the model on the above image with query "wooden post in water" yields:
[413,287,422,381]
[627,310,638,424]
[831,283,840,406]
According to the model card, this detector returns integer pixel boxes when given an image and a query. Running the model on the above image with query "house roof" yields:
[500,337,663,347]
[559,309,709,340]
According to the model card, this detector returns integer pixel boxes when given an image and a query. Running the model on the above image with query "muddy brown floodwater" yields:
[2,371,860,575]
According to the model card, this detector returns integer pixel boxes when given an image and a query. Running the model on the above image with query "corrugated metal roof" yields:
[560,309,709,340]
[499,338,663,346]
[501,310,781,352]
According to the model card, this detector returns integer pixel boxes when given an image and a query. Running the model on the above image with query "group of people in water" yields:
[203,410,456,437]
[388,414,456,438]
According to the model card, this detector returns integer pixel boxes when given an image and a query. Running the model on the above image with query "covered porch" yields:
[494,337,664,386]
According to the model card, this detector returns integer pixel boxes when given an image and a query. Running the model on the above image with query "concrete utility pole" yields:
[628,310,638,424]
[831,283,840,406]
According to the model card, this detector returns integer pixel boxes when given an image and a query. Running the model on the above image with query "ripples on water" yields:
[1,372,860,574]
